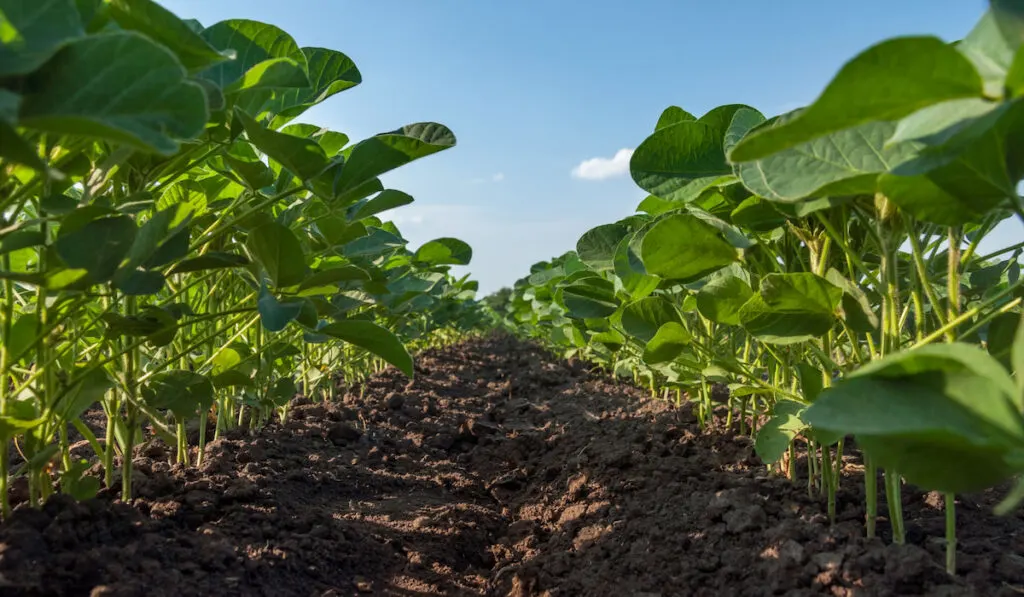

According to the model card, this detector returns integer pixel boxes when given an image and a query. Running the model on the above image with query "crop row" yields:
[489,2,1024,576]
[0,0,492,517]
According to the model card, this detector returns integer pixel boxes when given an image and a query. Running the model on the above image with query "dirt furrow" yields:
[1,336,1023,596]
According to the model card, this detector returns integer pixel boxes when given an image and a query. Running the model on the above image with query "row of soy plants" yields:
[0,0,490,516]
[491,2,1024,575]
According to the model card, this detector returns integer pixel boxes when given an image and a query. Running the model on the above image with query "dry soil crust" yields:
[2,335,1024,597]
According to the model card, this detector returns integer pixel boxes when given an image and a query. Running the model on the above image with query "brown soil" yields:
[2,335,1024,597]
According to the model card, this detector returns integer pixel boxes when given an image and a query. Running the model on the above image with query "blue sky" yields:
[165,0,1019,294]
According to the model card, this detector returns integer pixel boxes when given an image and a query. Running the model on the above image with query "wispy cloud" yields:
[492,172,505,182]
[571,148,634,180]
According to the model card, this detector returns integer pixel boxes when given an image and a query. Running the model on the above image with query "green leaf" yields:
[735,120,920,202]
[257,283,302,332]
[55,215,136,283]
[246,221,308,288]
[225,57,310,94]
[988,312,1021,370]
[236,109,330,181]
[730,196,786,232]
[560,277,618,319]
[730,37,983,162]
[724,108,767,155]
[1014,313,1024,395]
[198,19,305,90]
[330,123,456,198]
[0,230,45,255]
[266,47,362,128]
[642,322,692,364]
[621,297,681,343]
[298,265,370,292]
[348,190,413,221]
[0,414,44,443]
[107,0,231,72]
[320,320,413,378]
[18,32,208,155]
[3,313,38,363]
[143,370,214,420]
[630,120,732,202]
[958,10,1018,97]
[577,224,628,272]
[755,400,807,465]
[655,106,695,130]
[0,0,84,77]
[739,273,842,344]
[796,363,825,402]
[803,343,1024,493]
[56,368,113,422]
[824,269,879,333]
[169,252,249,274]
[640,213,739,281]
[414,237,472,266]
[0,91,47,171]
[696,275,754,326]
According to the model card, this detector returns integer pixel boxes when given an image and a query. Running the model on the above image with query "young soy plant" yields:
[490,1,1024,576]
[0,0,488,516]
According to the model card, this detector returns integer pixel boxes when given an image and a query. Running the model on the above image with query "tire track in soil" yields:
[2,335,1024,596]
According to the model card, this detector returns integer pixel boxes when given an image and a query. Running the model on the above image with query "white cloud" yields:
[468,172,506,184]
[492,172,505,182]
[571,148,634,180]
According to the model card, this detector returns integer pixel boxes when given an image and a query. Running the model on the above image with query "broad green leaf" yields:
[560,277,618,319]
[803,343,1024,492]
[824,269,879,333]
[592,329,625,352]
[267,47,362,128]
[320,320,413,378]
[143,370,214,420]
[988,312,1021,371]
[880,103,1024,226]
[298,265,370,292]
[958,10,1018,97]
[730,196,786,231]
[739,273,842,344]
[655,106,695,130]
[108,0,231,72]
[414,237,472,266]
[18,32,208,154]
[621,297,682,343]
[0,0,84,77]
[224,57,310,94]
[730,37,984,162]
[636,195,677,216]
[246,222,308,288]
[349,190,414,221]
[237,110,330,181]
[640,213,739,281]
[630,121,731,202]
[0,230,44,255]
[796,363,825,402]
[55,215,136,283]
[330,123,456,198]
[613,232,660,300]
[642,322,691,364]
[0,414,44,443]
[576,223,628,271]
[169,252,248,274]
[724,108,767,155]
[0,91,46,171]
[55,368,113,422]
[755,400,807,465]
[696,275,754,326]
[736,120,920,202]
[3,313,38,363]
[198,19,305,90]
[342,226,406,258]
[257,284,302,332]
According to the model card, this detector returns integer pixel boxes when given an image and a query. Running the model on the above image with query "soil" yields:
[2,335,1024,597]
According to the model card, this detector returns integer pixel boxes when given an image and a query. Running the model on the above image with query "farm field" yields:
[2,0,1024,596]
[3,335,1024,596]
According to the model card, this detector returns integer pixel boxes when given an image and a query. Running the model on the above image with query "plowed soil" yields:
[2,336,1023,597]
